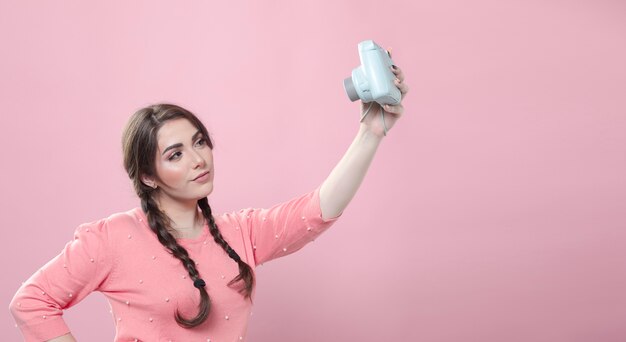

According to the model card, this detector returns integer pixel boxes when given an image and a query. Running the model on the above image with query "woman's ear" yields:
[141,175,157,189]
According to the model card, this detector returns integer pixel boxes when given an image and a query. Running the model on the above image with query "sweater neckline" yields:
[133,207,210,244]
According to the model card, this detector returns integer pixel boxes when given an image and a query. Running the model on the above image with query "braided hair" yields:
[122,103,255,328]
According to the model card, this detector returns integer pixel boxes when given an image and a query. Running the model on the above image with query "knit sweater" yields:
[10,186,340,341]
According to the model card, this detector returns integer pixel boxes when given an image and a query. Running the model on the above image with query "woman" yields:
[10,65,408,341]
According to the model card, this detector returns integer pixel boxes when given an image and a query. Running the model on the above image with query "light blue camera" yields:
[343,40,401,105]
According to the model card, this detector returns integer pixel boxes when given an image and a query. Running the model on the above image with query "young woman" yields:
[10,65,408,341]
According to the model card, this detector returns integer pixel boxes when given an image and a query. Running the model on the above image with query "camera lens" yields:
[343,77,360,102]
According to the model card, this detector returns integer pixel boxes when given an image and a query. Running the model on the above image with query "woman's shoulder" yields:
[214,208,261,225]
[76,207,143,237]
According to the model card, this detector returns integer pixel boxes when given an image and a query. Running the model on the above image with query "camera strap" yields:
[359,102,389,136]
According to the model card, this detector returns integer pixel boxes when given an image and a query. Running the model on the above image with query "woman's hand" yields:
[359,53,409,138]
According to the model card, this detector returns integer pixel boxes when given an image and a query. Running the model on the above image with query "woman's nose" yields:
[191,151,206,168]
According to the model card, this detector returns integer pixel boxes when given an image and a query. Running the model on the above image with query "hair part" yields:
[121,103,255,328]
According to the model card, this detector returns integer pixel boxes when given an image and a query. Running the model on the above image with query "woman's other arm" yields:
[47,333,77,342]
[9,219,112,342]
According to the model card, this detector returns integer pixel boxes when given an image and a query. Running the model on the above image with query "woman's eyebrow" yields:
[191,130,202,141]
[161,130,202,156]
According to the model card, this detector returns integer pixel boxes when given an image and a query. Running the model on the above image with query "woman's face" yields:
[146,118,215,205]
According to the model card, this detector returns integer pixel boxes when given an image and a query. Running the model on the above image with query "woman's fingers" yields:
[390,65,408,100]
[394,78,409,98]
[391,65,405,82]
[384,49,408,111]
[383,103,404,115]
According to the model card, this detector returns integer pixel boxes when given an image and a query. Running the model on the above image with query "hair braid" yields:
[198,197,255,298]
[141,192,210,328]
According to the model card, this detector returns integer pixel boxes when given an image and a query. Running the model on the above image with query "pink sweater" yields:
[10,186,340,341]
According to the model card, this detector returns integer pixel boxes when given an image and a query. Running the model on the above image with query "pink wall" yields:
[2,1,625,341]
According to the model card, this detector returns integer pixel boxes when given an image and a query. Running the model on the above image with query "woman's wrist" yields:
[47,333,77,342]
[358,122,387,140]
[358,123,386,143]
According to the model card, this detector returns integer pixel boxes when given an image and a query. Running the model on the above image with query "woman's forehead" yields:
[156,119,199,149]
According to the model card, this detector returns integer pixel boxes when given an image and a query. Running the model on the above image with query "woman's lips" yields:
[193,171,210,182]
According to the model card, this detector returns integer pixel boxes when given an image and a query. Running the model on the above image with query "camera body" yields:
[343,40,401,105]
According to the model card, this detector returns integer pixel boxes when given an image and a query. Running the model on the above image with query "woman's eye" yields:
[168,152,182,161]
[195,138,206,147]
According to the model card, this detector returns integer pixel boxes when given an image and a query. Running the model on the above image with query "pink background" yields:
[2,1,625,341]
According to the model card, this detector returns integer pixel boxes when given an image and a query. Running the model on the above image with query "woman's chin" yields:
[197,183,214,198]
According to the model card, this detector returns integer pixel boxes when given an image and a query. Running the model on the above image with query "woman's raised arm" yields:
[319,65,408,220]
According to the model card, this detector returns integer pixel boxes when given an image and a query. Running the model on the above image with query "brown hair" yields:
[121,103,254,328]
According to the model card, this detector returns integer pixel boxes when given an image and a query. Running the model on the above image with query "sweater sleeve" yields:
[9,218,113,342]
[243,185,342,266]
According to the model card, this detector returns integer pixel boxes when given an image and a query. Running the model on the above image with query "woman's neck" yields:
[155,194,203,238]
